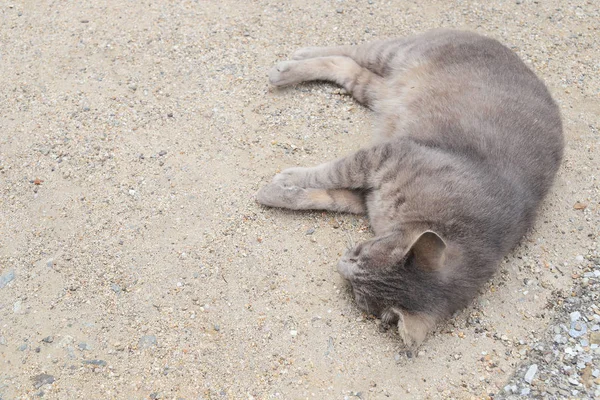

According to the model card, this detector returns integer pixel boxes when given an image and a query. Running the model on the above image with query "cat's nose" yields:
[337,257,358,279]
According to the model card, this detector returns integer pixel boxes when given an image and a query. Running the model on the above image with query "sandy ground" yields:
[1,0,599,399]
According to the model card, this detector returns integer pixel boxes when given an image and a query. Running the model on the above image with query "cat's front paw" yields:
[272,167,308,187]
[256,183,304,209]
[268,61,299,86]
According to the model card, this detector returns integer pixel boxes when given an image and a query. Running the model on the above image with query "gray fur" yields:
[257,29,563,347]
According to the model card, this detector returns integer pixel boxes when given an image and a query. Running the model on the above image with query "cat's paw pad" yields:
[291,47,321,60]
[268,61,298,86]
[272,167,307,187]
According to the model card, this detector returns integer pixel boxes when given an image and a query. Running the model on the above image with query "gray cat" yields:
[257,29,563,348]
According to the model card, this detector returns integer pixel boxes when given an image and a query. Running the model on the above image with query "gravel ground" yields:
[0,1,598,399]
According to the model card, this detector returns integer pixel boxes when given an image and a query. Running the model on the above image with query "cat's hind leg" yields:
[269,56,385,107]
[257,184,365,214]
[290,38,413,77]
[290,45,357,61]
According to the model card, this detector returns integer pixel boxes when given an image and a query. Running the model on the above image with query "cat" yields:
[256,29,563,348]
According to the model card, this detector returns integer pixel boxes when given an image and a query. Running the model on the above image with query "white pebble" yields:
[568,377,580,386]
[524,364,538,384]
[570,311,581,322]
[575,255,584,263]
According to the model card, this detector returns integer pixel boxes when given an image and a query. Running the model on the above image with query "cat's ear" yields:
[409,231,446,271]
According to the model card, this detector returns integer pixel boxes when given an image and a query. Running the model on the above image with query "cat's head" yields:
[337,230,448,347]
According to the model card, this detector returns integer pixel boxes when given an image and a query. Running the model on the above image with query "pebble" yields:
[570,311,581,322]
[78,342,92,351]
[138,335,157,348]
[0,269,15,288]
[82,359,107,366]
[42,336,54,344]
[524,364,538,384]
[568,377,580,386]
[569,321,587,338]
[110,283,121,294]
[305,228,315,235]
[504,384,517,394]
[0,336,6,346]
[31,374,55,389]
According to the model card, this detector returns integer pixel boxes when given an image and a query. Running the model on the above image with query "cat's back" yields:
[380,30,563,201]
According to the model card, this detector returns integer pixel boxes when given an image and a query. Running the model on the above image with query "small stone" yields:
[524,364,538,384]
[570,321,587,338]
[138,335,157,348]
[336,8,343,13]
[213,324,220,332]
[159,150,167,156]
[570,311,581,322]
[554,334,563,344]
[110,283,121,294]
[0,336,6,346]
[521,387,530,395]
[78,342,92,351]
[0,269,15,288]
[575,255,584,263]
[305,228,315,235]
[568,377,580,386]
[42,336,54,344]
[18,343,28,351]
[31,374,55,389]
[82,359,106,366]
[290,330,298,337]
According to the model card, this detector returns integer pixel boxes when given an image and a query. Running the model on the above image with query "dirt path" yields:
[1,1,598,398]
